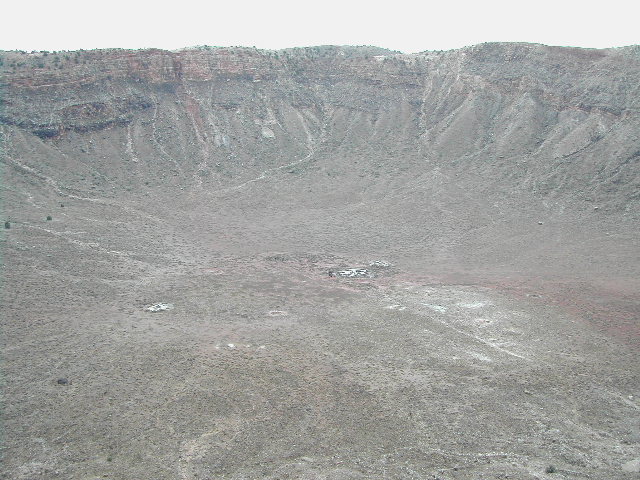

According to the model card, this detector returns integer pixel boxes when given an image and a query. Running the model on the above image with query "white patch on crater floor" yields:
[387,304,406,311]
[457,301,489,309]
[421,303,448,313]
[335,268,371,278]
[215,344,266,351]
[369,260,391,267]
[467,351,493,362]
[145,303,174,312]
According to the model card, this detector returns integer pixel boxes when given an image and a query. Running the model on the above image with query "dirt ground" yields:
[2,194,638,479]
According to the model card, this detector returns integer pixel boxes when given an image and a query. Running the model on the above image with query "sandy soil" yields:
[2,207,638,479]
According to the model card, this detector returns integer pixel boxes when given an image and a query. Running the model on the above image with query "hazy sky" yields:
[3,0,637,53]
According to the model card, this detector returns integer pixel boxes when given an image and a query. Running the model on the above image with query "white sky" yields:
[2,0,638,53]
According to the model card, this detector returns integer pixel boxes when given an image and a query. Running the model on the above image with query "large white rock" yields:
[261,127,275,138]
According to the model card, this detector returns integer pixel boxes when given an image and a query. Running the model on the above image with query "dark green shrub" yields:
[46,215,52,221]
[4,221,10,229]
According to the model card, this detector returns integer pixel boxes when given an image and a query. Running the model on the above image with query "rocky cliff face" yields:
[2,43,638,210]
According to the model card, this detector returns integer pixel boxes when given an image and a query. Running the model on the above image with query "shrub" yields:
[545,465,557,473]
[4,221,10,229]
[46,215,52,221]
